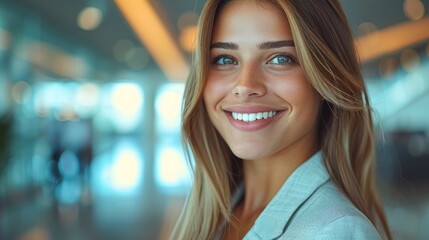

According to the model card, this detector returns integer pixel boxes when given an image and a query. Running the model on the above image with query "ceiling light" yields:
[26,41,88,78]
[115,0,189,81]
[355,17,429,62]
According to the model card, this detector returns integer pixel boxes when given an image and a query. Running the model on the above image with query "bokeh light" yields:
[125,47,149,70]
[155,83,184,133]
[404,0,425,21]
[18,226,51,240]
[33,83,65,117]
[12,81,32,104]
[74,83,100,118]
[155,144,191,194]
[55,180,81,205]
[0,28,12,51]
[379,57,398,78]
[400,48,421,72]
[113,39,134,62]
[357,22,378,36]
[179,25,197,52]
[110,148,142,190]
[104,83,144,133]
[91,139,144,196]
[77,7,103,31]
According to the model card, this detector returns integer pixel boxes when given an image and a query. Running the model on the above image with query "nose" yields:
[232,65,266,98]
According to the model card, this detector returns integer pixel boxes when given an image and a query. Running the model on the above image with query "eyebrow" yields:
[210,42,238,50]
[258,40,295,49]
[210,40,295,50]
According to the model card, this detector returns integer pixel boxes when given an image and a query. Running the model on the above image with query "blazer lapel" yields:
[247,151,330,239]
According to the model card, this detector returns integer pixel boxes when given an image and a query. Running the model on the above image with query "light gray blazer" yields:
[217,152,382,240]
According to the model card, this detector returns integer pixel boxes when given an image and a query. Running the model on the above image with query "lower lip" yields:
[225,111,284,132]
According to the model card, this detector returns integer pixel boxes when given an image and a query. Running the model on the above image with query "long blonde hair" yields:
[171,0,391,239]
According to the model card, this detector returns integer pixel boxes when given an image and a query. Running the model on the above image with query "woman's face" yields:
[204,0,321,161]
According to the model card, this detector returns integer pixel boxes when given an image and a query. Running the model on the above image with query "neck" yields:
[239,140,319,218]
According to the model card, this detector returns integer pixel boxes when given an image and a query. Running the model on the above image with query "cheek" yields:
[204,75,229,110]
[291,85,321,126]
[272,75,321,118]
[271,75,302,99]
[294,84,320,108]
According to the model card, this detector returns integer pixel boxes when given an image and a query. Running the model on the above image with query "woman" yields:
[172,0,392,239]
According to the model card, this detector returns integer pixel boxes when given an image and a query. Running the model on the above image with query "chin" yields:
[230,144,268,161]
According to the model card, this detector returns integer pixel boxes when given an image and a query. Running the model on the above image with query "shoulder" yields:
[281,180,381,239]
[315,214,381,240]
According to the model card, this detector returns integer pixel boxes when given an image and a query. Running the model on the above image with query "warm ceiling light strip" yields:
[114,0,189,81]
[356,16,429,62]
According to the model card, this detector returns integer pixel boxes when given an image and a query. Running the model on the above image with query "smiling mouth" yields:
[228,110,282,122]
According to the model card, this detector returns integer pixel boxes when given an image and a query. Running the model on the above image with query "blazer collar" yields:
[250,151,330,239]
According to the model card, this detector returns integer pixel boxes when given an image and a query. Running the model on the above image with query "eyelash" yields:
[267,53,296,65]
[213,55,237,65]
[211,53,297,67]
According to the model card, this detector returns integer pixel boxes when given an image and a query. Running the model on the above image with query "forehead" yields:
[211,0,293,43]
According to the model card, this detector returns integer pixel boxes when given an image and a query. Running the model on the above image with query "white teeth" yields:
[242,114,249,122]
[232,111,277,122]
[248,113,256,122]
[262,112,268,119]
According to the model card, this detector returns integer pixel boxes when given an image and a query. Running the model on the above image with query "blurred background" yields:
[0,0,428,239]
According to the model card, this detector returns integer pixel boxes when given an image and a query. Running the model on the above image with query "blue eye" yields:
[268,54,294,65]
[214,56,236,65]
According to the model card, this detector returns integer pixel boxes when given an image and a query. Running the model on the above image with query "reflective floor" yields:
[0,133,189,240]
[1,181,186,240]
[2,173,429,240]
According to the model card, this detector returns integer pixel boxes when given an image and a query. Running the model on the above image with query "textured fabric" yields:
[217,152,382,240]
